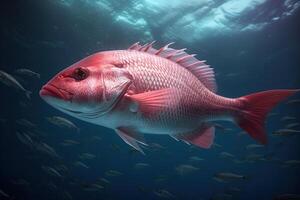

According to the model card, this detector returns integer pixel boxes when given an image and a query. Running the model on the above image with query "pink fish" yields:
[40,42,299,153]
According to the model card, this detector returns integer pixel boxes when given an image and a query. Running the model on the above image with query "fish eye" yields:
[73,67,88,81]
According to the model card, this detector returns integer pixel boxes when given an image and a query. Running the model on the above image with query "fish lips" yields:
[40,84,73,101]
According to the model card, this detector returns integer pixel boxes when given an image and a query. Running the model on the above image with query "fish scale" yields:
[114,50,208,132]
[116,50,223,117]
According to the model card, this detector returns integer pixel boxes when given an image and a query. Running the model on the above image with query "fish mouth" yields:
[40,84,73,101]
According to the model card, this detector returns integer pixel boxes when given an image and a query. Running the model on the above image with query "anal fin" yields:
[173,124,215,149]
[115,127,147,154]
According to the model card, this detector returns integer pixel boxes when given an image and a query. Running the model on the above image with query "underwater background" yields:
[1,0,300,199]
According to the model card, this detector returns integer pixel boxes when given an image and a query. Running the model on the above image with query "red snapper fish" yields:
[40,42,298,153]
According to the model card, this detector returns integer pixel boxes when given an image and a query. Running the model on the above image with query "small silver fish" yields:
[189,156,204,162]
[92,136,102,141]
[46,116,79,132]
[226,186,241,194]
[175,164,199,176]
[63,139,80,145]
[42,166,62,178]
[63,191,73,200]
[154,189,175,199]
[91,184,104,190]
[36,142,60,158]
[284,160,300,165]
[0,189,10,198]
[220,152,235,159]
[245,153,264,162]
[16,118,36,128]
[55,165,69,173]
[11,179,30,186]
[154,175,168,182]
[274,194,300,200]
[211,193,233,200]
[0,70,31,99]
[79,153,96,160]
[280,116,297,121]
[134,162,150,169]
[48,182,58,191]
[74,161,89,169]
[214,172,247,181]
[16,131,34,148]
[273,129,300,136]
[286,99,300,105]
[246,144,265,149]
[105,170,123,177]
[285,123,300,129]
[98,178,110,184]
[213,143,223,148]
[14,68,40,79]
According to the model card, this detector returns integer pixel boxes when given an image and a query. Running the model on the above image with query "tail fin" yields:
[236,89,299,144]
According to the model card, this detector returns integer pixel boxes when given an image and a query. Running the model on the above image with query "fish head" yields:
[40,52,133,119]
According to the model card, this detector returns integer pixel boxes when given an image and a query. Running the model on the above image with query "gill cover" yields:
[101,65,133,106]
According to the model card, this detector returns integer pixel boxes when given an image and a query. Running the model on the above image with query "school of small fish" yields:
[0,54,300,200]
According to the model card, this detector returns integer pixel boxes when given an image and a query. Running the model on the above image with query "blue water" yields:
[1,0,300,199]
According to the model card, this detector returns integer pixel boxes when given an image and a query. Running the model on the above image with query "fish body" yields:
[40,42,299,153]
[0,70,32,98]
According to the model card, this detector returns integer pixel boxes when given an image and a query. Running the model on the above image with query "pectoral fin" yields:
[115,127,147,154]
[173,124,215,149]
[127,88,178,115]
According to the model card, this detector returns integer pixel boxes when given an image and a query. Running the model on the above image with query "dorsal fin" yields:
[128,42,217,93]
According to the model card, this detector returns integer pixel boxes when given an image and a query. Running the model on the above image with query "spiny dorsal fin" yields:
[128,42,217,93]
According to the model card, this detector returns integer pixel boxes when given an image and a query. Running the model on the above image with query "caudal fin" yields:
[236,89,299,144]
